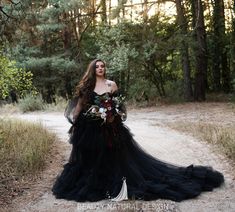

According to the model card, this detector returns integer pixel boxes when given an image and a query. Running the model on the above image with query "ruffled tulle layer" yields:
[52,116,224,202]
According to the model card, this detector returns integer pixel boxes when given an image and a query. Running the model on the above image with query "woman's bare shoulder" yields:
[105,79,115,84]
[105,79,118,91]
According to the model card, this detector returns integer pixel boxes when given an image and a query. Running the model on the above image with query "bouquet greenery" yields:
[83,93,126,124]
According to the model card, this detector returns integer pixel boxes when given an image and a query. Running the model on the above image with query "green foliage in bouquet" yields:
[84,93,126,124]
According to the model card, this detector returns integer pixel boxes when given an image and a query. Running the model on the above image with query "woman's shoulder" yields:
[105,79,117,86]
[105,79,118,92]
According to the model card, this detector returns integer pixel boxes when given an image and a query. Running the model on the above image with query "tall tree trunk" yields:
[231,0,235,83]
[130,0,133,21]
[143,0,148,22]
[101,0,107,24]
[91,0,97,26]
[211,4,221,91]
[175,0,193,101]
[219,0,230,92]
[212,0,230,92]
[108,0,111,25]
[61,13,71,51]
[154,65,166,97]
[191,0,208,101]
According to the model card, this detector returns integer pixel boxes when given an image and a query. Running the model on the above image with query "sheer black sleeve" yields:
[64,96,80,125]
[64,95,86,136]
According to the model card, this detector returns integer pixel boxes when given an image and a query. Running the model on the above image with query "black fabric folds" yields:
[52,90,224,202]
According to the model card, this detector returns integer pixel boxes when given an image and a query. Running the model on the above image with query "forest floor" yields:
[1,102,235,212]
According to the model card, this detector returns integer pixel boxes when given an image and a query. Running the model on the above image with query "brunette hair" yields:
[75,59,106,107]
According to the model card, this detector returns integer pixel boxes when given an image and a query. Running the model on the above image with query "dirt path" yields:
[5,103,235,212]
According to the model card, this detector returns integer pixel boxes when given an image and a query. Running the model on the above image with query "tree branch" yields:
[78,3,102,43]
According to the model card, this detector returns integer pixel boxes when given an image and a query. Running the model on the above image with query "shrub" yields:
[18,94,45,112]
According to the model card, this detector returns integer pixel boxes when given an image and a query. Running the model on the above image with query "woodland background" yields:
[0,0,235,103]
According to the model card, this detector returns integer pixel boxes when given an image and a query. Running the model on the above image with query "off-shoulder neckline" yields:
[93,90,119,96]
[93,91,111,96]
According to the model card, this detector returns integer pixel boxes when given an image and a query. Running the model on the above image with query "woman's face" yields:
[95,61,105,77]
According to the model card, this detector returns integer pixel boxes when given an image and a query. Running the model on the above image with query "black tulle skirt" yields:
[52,115,224,202]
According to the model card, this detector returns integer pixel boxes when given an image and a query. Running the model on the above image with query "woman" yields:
[52,59,224,202]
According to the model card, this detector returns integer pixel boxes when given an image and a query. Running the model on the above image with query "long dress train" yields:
[52,90,224,202]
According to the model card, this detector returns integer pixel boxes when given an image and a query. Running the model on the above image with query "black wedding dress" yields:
[52,90,224,202]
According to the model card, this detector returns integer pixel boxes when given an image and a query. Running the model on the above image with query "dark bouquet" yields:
[83,93,126,124]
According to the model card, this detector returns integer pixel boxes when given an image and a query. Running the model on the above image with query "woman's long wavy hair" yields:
[75,59,106,107]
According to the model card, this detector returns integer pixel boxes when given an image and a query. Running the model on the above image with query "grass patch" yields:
[44,96,67,112]
[206,92,235,102]
[0,118,56,204]
[168,121,235,163]
[0,103,20,114]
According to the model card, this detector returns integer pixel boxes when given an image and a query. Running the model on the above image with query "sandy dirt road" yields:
[5,104,235,212]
